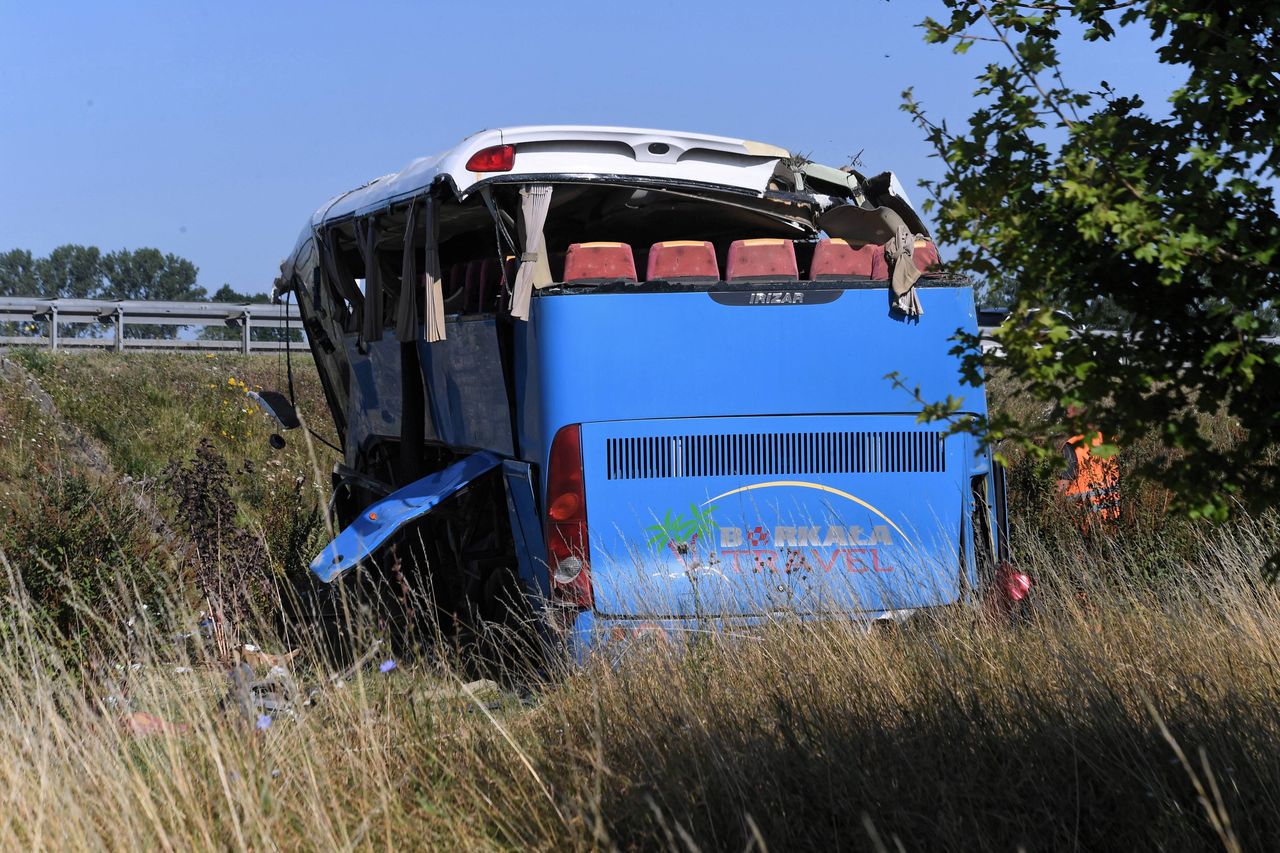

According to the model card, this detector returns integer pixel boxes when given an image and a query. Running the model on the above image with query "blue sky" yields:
[0,1,1176,295]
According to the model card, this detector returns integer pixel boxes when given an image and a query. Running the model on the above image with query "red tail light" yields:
[465,144,515,173]
[546,424,593,611]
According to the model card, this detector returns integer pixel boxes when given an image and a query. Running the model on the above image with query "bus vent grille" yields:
[604,431,946,480]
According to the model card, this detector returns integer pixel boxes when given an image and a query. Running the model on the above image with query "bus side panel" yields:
[343,336,406,461]
[513,316,546,467]
[417,317,514,456]
[501,460,550,599]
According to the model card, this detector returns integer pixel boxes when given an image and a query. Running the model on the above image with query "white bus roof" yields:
[311,125,797,226]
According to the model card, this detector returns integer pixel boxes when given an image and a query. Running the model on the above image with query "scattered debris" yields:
[331,639,384,687]
[121,710,188,737]
[225,660,309,723]
[240,644,301,669]
[416,679,502,706]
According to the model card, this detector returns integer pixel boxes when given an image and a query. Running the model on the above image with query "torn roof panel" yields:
[311,125,796,227]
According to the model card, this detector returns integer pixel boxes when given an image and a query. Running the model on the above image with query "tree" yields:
[0,249,38,297]
[35,245,102,299]
[100,248,205,302]
[100,248,205,338]
[208,284,269,305]
[904,3,1280,563]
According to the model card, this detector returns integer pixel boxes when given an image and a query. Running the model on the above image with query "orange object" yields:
[121,711,189,737]
[1057,432,1120,523]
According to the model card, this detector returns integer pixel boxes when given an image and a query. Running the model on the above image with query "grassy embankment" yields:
[0,350,1276,850]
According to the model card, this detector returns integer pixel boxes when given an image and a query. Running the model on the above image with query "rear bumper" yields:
[561,604,930,662]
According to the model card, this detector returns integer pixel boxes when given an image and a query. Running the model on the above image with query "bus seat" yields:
[443,263,468,312]
[725,239,798,281]
[464,260,486,313]
[563,242,638,283]
[809,238,876,280]
[870,238,940,280]
[477,257,502,312]
[913,238,942,273]
[647,240,719,282]
[870,247,889,281]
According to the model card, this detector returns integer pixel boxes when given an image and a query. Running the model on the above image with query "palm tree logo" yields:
[643,503,718,553]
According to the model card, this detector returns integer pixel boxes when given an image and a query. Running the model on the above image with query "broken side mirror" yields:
[248,390,302,431]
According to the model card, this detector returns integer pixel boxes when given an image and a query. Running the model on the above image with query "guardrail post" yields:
[241,310,251,355]
[115,306,124,352]
[49,305,58,351]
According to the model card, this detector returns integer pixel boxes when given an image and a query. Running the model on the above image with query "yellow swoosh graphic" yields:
[701,481,911,543]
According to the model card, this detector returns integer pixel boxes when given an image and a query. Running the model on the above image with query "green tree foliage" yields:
[35,245,102,299]
[209,283,269,305]
[904,2,1280,556]
[99,248,205,302]
[0,245,222,339]
[99,249,205,339]
[0,249,39,296]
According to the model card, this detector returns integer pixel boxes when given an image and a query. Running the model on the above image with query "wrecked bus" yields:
[270,125,1009,657]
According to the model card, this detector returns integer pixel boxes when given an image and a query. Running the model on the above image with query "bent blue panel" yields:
[310,452,502,582]
[500,461,550,599]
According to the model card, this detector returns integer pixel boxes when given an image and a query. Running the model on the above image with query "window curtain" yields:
[509,185,553,320]
[322,228,363,331]
[421,196,446,342]
[396,199,419,342]
[357,217,384,342]
[815,202,925,318]
[884,223,924,318]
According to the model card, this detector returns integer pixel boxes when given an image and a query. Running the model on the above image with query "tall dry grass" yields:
[0,512,1276,851]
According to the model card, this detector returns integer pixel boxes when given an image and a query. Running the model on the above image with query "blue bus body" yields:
[529,285,989,649]
[279,127,1004,661]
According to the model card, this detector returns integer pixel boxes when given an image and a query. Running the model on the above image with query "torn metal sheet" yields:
[310,451,501,582]
[310,126,791,225]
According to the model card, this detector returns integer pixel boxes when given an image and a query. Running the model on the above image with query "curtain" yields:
[322,229,363,331]
[358,217,384,342]
[509,185,553,321]
[885,223,924,318]
[421,196,446,342]
[396,199,419,342]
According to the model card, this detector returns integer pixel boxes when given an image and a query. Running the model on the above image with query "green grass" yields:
[0,351,338,648]
[5,349,338,501]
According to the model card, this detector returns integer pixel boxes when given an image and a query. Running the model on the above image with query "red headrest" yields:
[870,248,889,281]
[443,263,467,311]
[870,238,941,280]
[563,242,637,283]
[809,238,877,280]
[912,239,941,273]
[647,241,719,282]
[725,239,798,281]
